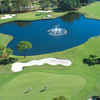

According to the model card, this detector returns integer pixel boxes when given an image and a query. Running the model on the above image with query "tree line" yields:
[0,0,96,13]
[40,0,96,11]
[0,0,33,13]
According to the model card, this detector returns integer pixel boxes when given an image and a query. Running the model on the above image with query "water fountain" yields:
[48,24,67,36]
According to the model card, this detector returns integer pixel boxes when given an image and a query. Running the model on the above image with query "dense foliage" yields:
[0,45,13,58]
[80,0,96,5]
[0,57,18,65]
[0,0,32,13]
[57,0,81,11]
[83,55,100,66]
[52,96,67,100]
[0,45,17,65]
[57,0,96,10]
[0,0,96,13]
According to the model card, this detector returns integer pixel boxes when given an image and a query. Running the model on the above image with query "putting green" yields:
[0,72,86,100]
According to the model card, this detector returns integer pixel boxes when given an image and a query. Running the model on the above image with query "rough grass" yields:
[79,1,100,20]
[0,33,13,46]
[0,72,86,100]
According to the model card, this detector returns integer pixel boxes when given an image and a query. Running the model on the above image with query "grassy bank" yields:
[0,33,13,46]
[0,11,68,24]
[0,33,100,100]
[79,1,100,20]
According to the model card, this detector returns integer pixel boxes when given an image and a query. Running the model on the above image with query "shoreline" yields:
[0,3,100,25]
[80,12,100,21]
[0,11,68,24]
[5,35,13,47]
[79,1,100,21]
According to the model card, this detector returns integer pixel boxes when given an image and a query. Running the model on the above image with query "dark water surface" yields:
[0,13,100,56]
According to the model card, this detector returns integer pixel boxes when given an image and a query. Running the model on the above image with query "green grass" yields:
[0,1,100,24]
[0,34,100,100]
[16,12,47,20]
[0,11,68,24]
[1,2,100,100]
[0,2,100,100]
[0,33,13,46]
[0,72,86,100]
[79,1,100,20]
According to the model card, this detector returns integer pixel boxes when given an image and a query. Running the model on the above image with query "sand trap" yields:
[1,14,16,19]
[37,10,52,13]
[44,15,52,18]
[11,58,72,72]
[47,15,52,17]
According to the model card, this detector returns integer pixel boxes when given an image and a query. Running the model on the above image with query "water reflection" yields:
[15,22,32,27]
[0,13,100,56]
[60,12,81,23]
[0,21,32,27]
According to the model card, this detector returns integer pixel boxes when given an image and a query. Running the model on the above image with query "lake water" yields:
[0,13,100,56]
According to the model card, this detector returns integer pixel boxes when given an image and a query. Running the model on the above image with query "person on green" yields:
[45,86,47,90]
[29,87,31,91]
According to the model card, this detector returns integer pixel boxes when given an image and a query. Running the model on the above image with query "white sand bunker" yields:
[44,15,52,18]
[11,58,72,72]
[37,10,52,13]
[1,14,16,19]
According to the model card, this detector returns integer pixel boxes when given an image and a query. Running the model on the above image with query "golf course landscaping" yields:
[0,1,100,100]
[0,11,68,24]
[0,72,86,100]
[0,33,100,100]
[79,1,100,20]
[0,1,100,24]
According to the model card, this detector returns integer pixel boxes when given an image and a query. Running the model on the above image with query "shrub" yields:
[52,95,67,100]
[0,57,18,65]
[83,55,100,66]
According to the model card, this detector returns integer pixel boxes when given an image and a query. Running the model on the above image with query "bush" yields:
[83,55,100,66]
[52,96,67,100]
[92,96,100,100]
[0,57,18,65]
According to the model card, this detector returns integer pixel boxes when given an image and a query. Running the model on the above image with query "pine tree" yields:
[68,0,73,10]
[72,0,77,8]
[76,0,81,8]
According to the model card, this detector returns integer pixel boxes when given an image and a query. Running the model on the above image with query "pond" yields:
[0,12,100,56]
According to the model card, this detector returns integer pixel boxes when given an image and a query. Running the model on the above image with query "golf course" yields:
[79,1,100,20]
[0,72,86,100]
[0,1,100,100]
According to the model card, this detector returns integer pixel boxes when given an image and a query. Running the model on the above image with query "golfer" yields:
[29,87,31,91]
[45,86,47,90]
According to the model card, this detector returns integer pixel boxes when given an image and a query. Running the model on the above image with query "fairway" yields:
[79,1,100,20]
[0,72,86,100]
